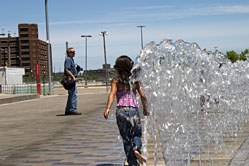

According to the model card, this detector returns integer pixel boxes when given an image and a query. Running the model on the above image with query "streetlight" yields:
[0,30,6,66]
[7,31,11,66]
[0,30,7,84]
[45,0,52,95]
[81,35,92,87]
[3,49,6,66]
[214,46,218,52]
[137,25,145,50]
[99,31,109,92]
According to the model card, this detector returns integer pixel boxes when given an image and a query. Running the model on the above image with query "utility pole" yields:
[65,41,68,59]
[100,31,109,92]
[45,0,52,95]
[0,31,6,67]
[81,35,92,87]
[214,46,218,52]
[137,25,145,50]
[7,32,11,67]
[3,49,6,66]
[66,41,68,51]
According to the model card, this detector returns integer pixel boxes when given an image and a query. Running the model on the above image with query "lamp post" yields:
[7,32,11,66]
[214,46,218,52]
[100,31,109,92]
[81,35,92,87]
[0,29,6,66]
[45,0,52,95]
[137,25,145,50]
[3,49,6,66]
[0,31,7,84]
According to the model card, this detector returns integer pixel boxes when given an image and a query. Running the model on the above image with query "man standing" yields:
[64,47,82,115]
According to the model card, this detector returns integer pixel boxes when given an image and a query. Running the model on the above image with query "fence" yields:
[0,83,54,95]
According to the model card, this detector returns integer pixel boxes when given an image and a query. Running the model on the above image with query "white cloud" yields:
[42,5,249,29]
[129,5,249,20]
[43,4,249,70]
[216,5,249,14]
[125,5,172,10]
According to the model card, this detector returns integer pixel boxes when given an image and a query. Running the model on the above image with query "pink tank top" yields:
[116,91,138,108]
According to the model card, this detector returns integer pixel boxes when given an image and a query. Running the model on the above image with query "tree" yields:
[226,50,239,63]
[226,49,248,63]
[240,49,249,61]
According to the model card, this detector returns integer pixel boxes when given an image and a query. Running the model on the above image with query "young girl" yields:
[104,55,149,166]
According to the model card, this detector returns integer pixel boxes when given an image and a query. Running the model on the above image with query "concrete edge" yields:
[0,94,40,105]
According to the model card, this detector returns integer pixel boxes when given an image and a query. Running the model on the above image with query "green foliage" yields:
[226,49,249,63]
[226,50,239,63]
[240,49,249,61]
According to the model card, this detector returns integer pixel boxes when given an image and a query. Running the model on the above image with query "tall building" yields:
[0,23,52,77]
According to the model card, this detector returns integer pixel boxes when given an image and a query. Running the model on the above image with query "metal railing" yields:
[0,83,54,95]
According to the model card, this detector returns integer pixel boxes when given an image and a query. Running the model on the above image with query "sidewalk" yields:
[0,93,40,105]
[0,87,249,165]
[0,89,125,166]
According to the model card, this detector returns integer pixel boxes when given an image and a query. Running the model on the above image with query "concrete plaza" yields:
[0,86,249,166]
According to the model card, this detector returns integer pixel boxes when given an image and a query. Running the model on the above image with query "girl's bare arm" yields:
[137,82,149,116]
[104,79,117,119]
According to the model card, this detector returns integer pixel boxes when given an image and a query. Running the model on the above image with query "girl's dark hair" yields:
[114,55,134,84]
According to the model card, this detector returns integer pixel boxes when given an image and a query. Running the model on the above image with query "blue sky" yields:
[1,0,249,71]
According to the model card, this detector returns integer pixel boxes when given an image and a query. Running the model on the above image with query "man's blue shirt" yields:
[64,57,77,77]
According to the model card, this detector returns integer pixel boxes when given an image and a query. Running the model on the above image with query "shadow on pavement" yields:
[56,114,67,116]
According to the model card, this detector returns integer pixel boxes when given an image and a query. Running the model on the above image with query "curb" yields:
[0,94,40,105]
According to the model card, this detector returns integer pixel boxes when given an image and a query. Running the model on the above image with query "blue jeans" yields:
[116,108,142,166]
[65,83,77,113]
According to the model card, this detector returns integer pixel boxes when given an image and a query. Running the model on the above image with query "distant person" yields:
[104,55,149,165]
[64,47,82,115]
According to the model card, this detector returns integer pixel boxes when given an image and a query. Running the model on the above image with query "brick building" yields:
[0,23,52,76]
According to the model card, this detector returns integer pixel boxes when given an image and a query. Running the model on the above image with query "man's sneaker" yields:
[70,111,82,115]
[65,112,71,115]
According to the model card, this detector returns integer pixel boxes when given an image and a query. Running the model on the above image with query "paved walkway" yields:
[0,86,249,166]
[0,94,39,104]
[0,87,125,166]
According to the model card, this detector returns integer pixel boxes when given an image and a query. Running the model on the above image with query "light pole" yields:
[65,41,68,52]
[45,0,52,95]
[7,32,11,67]
[100,31,109,92]
[81,35,92,86]
[0,31,5,66]
[137,25,145,50]
[2,49,6,66]
[214,46,218,52]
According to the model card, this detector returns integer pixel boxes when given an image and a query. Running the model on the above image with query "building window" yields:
[21,51,30,55]
[20,34,29,37]
[25,69,31,72]
[22,57,30,61]
[21,46,29,49]
[20,28,28,32]
[10,41,18,44]
[22,63,30,66]
[21,40,29,43]
[11,52,19,55]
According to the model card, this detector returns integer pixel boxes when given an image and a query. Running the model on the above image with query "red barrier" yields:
[36,64,41,95]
